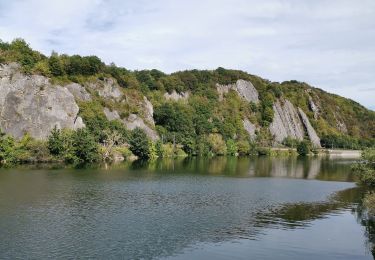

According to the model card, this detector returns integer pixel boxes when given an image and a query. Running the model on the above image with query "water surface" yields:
[0,157,373,259]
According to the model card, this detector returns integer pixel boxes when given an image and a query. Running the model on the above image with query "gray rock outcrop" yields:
[0,63,85,139]
[103,107,121,121]
[87,78,123,101]
[65,83,91,101]
[217,79,259,103]
[143,96,155,125]
[269,99,305,143]
[298,108,321,148]
[308,96,319,119]
[243,119,257,140]
[123,114,159,140]
[164,90,190,101]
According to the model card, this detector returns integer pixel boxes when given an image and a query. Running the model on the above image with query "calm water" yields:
[0,157,374,259]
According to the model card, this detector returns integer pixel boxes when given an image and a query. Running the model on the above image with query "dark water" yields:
[0,157,374,259]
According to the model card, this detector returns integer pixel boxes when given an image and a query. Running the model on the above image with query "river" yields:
[0,156,374,259]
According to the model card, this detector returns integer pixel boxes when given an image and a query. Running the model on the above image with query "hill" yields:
[0,38,374,162]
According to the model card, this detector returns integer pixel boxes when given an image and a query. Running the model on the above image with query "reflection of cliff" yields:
[245,157,322,179]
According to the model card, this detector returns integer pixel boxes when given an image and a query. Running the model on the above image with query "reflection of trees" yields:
[257,186,375,257]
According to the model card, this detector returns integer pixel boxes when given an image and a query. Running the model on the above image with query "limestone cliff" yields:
[164,90,190,101]
[0,63,85,139]
[217,79,259,103]
[298,108,321,148]
[269,99,305,143]
[269,99,322,147]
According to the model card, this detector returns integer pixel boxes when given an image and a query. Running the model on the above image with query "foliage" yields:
[72,129,100,164]
[353,149,375,186]
[0,38,375,163]
[129,128,151,159]
[297,140,311,156]
[364,192,375,216]
[207,133,227,155]
[226,139,238,155]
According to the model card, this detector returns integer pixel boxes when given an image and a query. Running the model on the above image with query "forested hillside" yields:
[0,38,374,163]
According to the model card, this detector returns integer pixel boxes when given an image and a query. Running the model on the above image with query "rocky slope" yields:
[0,63,85,139]
[0,57,373,148]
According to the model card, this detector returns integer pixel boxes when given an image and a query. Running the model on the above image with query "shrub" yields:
[226,139,238,155]
[129,128,151,159]
[353,149,375,186]
[237,140,250,155]
[297,140,311,156]
[72,129,99,163]
[207,133,227,155]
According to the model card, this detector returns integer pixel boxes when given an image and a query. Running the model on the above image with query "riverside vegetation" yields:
[353,148,375,217]
[0,38,374,165]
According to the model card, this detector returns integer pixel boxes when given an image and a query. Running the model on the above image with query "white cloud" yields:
[0,0,374,109]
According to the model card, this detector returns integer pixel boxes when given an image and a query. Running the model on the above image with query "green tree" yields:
[48,126,64,156]
[72,129,99,163]
[207,133,227,155]
[129,128,151,159]
[226,139,238,155]
[353,148,375,186]
[48,52,64,76]
[297,140,311,156]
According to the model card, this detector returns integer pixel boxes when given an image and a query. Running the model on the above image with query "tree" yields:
[226,139,238,155]
[297,140,311,156]
[72,129,99,163]
[353,148,375,186]
[48,52,64,76]
[207,133,227,155]
[129,128,151,159]
[47,126,64,156]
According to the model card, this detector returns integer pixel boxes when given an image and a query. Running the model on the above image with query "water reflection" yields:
[0,157,373,259]
[122,156,358,182]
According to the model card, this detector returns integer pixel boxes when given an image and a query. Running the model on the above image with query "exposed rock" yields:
[65,83,91,101]
[335,114,348,134]
[243,119,257,140]
[217,79,259,103]
[103,107,120,121]
[164,90,190,101]
[87,78,123,101]
[308,96,319,119]
[123,114,159,140]
[269,99,305,143]
[143,96,155,125]
[298,108,321,148]
[0,63,85,139]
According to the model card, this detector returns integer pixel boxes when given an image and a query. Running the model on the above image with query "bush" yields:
[353,149,375,186]
[129,128,151,159]
[207,133,227,155]
[297,140,311,156]
[237,140,250,155]
[72,129,99,163]
[226,139,238,155]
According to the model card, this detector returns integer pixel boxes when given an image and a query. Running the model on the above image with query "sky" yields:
[0,0,374,109]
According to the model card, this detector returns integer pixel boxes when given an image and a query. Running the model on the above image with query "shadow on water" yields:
[0,156,374,259]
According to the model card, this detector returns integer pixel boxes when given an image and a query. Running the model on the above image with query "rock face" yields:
[243,119,257,140]
[298,108,321,148]
[0,63,85,139]
[123,114,159,140]
[269,99,305,143]
[103,107,120,121]
[143,97,155,125]
[308,96,319,119]
[87,78,123,101]
[217,79,259,103]
[65,83,91,101]
[164,90,190,101]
